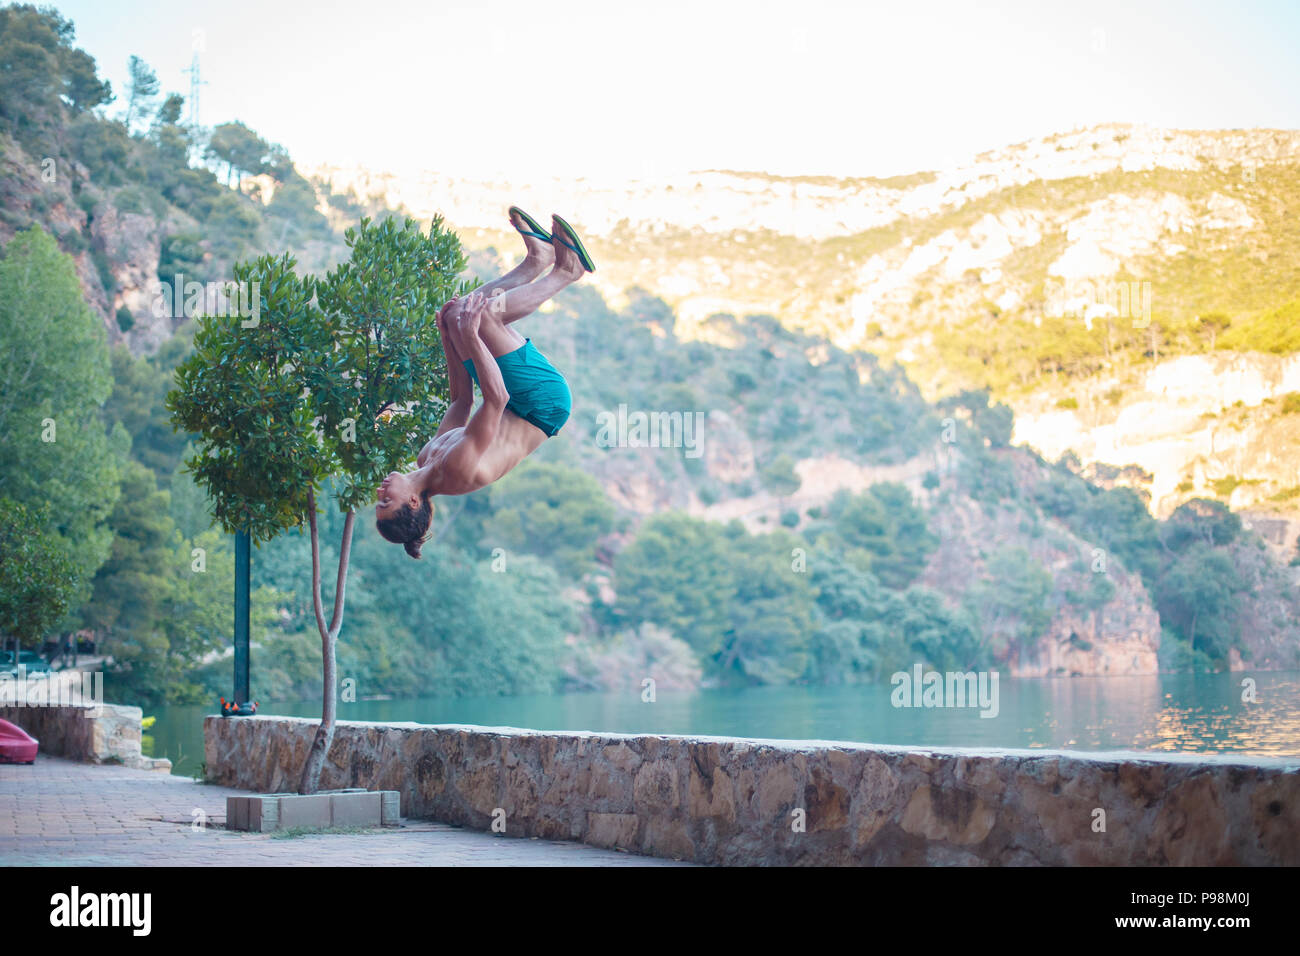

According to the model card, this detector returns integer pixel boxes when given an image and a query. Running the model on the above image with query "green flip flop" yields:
[508,206,552,242]
[552,214,596,272]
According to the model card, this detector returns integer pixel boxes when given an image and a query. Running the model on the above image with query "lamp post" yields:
[223,529,255,716]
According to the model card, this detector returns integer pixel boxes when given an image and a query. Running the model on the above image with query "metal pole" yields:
[233,530,250,707]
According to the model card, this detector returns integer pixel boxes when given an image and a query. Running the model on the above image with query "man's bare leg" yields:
[484,220,585,326]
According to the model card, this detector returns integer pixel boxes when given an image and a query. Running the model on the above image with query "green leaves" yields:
[313,214,467,512]
[167,216,465,537]
[0,498,77,646]
[0,226,123,618]
[168,251,322,541]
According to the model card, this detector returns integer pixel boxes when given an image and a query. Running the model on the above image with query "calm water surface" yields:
[142,671,1300,776]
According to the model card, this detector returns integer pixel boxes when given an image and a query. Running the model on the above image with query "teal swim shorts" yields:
[463,338,572,437]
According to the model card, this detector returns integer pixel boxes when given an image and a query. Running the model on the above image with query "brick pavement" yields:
[0,756,691,866]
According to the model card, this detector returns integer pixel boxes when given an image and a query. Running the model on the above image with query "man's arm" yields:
[433,299,474,440]
[447,292,509,472]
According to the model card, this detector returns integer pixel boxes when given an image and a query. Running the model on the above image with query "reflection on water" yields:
[142,671,1300,776]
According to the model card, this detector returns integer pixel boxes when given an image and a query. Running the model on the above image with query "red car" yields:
[0,718,38,764]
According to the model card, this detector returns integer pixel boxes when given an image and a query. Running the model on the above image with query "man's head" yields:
[375,471,433,559]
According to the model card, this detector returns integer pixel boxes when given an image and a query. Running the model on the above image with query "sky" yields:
[49,0,1300,180]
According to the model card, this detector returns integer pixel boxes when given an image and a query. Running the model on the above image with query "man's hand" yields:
[456,290,486,338]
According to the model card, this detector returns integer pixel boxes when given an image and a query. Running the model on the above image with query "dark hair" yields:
[375,493,434,559]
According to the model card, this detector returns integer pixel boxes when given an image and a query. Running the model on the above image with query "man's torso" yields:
[417,411,548,495]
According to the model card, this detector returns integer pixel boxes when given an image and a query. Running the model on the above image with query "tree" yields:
[205,120,272,190]
[266,171,333,244]
[263,142,294,183]
[123,55,159,132]
[1155,542,1243,662]
[0,499,76,657]
[78,460,252,704]
[1197,312,1231,350]
[613,512,738,658]
[614,514,817,684]
[390,548,572,697]
[1077,484,1163,580]
[145,93,190,167]
[0,226,111,441]
[812,484,937,589]
[965,545,1054,661]
[759,452,801,496]
[808,556,892,682]
[168,215,469,793]
[483,461,615,576]
[62,46,111,113]
[1162,498,1241,552]
[155,92,183,126]
[81,461,175,638]
[0,226,124,616]
[940,388,1015,448]
[104,343,191,480]
[884,586,984,673]
[0,6,105,139]
[718,529,814,684]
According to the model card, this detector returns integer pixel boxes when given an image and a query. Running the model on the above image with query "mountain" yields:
[438,275,1300,679]
[5,8,1295,699]
[306,123,1300,528]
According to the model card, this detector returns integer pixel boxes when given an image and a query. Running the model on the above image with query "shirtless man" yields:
[374,209,594,558]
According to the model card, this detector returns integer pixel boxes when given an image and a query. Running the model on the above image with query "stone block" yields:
[248,794,290,832]
[330,791,381,827]
[226,796,248,832]
[380,790,401,826]
[279,793,331,829]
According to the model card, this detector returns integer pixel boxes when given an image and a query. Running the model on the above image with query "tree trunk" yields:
[298,492,357,795]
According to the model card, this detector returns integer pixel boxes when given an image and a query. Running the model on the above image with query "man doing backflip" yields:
[374,208,594,558]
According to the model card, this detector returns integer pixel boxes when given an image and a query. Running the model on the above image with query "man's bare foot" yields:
[509,208,555,267]
[550,215,586,281]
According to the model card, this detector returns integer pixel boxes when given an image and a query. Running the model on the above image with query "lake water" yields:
[142,671,1300,777]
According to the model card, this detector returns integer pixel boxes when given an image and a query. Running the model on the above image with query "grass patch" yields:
[271,825,386,840]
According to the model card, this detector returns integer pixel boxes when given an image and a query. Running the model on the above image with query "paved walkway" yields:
[0,757,690,866]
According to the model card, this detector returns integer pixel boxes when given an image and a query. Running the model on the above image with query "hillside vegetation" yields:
[0,4,406,354]
[1,5,1297,710]
[318,125,1300,519]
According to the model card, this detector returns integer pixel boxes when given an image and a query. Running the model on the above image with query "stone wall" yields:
[1,704,171,771]
[204,716,1298,865]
